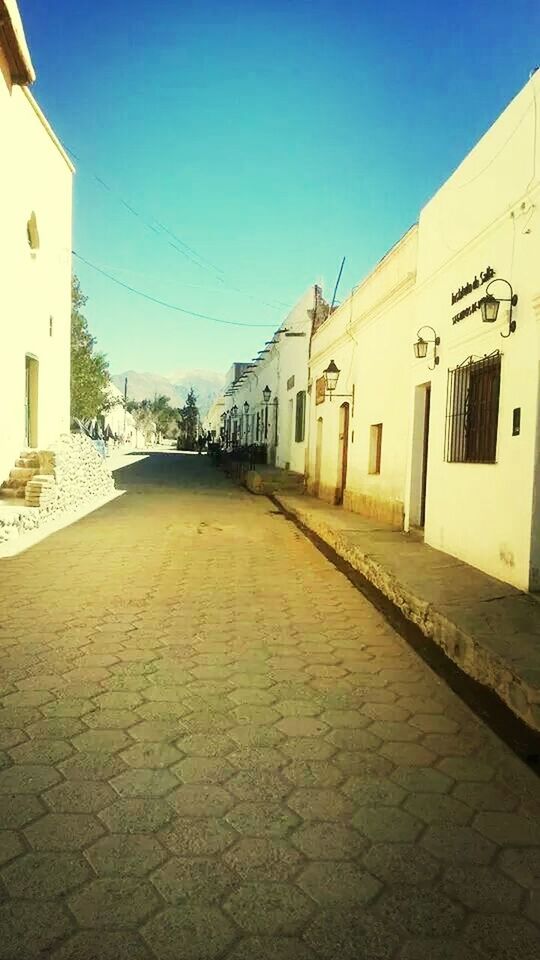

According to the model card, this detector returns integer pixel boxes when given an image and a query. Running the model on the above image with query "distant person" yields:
[197,435,205,456]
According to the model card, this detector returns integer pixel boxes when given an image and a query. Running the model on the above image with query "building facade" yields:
[0,1,74,485]
[307,72,540,591]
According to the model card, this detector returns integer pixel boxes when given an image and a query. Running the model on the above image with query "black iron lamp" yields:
[262,385,271,403]
[231,404,238,417]
[322,361,353,402]
[413,326,440,370]
[243,401,250,415]
[480,278,518,338]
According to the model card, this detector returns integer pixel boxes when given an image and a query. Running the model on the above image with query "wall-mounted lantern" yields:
[231,404,238,417]
[481,278,518,338]
[243,401,250,415]
[413,326,440,370]
[322,361,353,402]
[262,385,271,403]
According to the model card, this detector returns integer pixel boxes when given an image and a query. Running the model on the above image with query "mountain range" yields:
[111,369,224,416]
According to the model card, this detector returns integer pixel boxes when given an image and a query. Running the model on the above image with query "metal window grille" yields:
[445,351,501,463]
[295,391,306,442]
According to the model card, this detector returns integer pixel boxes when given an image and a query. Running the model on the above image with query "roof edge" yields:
[0,0,36,85]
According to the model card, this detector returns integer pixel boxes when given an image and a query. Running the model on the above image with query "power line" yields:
[66,145,291,312]
[73,251,275,329]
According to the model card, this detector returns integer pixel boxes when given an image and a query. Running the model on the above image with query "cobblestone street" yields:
[0,451,539,960]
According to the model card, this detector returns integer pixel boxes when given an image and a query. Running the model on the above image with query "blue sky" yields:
[21,0,540,377]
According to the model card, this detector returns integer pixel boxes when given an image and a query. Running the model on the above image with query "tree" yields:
[178,388,199,450]
[71,276,110,420]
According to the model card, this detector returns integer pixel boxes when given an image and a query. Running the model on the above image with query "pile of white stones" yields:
[0,433,115,545]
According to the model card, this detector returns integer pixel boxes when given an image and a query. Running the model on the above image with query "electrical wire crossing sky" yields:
[20,0,540,376]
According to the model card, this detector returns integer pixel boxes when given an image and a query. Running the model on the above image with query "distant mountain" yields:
[111,369,224,416]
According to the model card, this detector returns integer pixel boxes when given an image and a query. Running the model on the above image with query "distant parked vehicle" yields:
[71,418,107,458]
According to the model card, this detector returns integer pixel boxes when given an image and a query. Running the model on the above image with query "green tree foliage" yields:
[71,276,110,420]
[178,388,199,450]
[127,395,179,440]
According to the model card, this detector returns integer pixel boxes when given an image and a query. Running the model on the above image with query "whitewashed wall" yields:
[0,37,73,483]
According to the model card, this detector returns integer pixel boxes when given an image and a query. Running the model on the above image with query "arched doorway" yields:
[336,402,350,505]
[25,355,39,448]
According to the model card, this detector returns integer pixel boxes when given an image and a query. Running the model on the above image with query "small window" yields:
[368,423,383,474]
[445,352,501,463]
[295,391,306,442]
[27,211,40,250]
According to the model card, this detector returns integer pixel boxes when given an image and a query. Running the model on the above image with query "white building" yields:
[103,383,136,442]
[223,287,319,473]
[0,1,74,485]
[307,71,540,591]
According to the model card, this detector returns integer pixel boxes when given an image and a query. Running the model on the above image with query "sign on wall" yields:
[451,266,495,325]
[315,376,326,405]
[287,375,295,391]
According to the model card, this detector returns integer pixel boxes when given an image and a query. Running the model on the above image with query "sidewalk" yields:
[273,492,540,737]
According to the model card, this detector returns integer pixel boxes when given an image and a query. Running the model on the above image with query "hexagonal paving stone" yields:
[226,801,299,838]
[85,834,167,876]
[175,733,235,756]
[27,717,86,739]
[279,738,336,762]
[325,728,382,752]
[226,937,316,960]
[227,768,290,801]
[83,709,138,730]
[390,765,452,794]
[0,763,61,794]
[169,783,234,817]
[398,939,483,960]
[224,880,315,935]
[380,741,436,767]
[304,906,401,960]
[352,805,422,843]
[72,730,132,753]
[363,842,441,886]
[93,691,142,710]
[376,886,465,937]
[44,780,117,813]
[0,830,24,865]
[275,700,321,718]
[368,720,420,742]
[50,930,153,960]
[276,717,329,738]
[452,781,518,812]
[223,836,303,882]
[229,688,277,706]
[498,846,540,887]
[421,825,496,864]
[182,711,233,734]
[1,851,92,898]
[173,755,235,784]
[143,904,237,960]
[437,757,495,782]
[99,798,175,833]
[59,751,126,781]
[342,776,405,807]
[111,768,178,798]
[334,752,394,779]
[1,793,45,829]
[8,738,73,765]
[464,914,540,960]
[442,864,524,913]
[230,723,285,748]
[0,900,73,959]
[320,709,369,729]
[229,747,286,770]
[151,857,236,903]
[69,877,160,927]
[288,787,353,821]
[299,860,381,907]
[292,822,366,860]
[24,813,105,851]
[409,714,460,734]
[473,812,540,846]
[232,705,281,726]
[404,793,472,825]
[129,720,183,742]
[161,817,236,856]
[282,760,343,789]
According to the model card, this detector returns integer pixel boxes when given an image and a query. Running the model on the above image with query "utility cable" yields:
[72,251,275,328]
[66,146,290,312]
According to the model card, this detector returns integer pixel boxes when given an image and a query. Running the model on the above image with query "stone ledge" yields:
[274,493,540,736]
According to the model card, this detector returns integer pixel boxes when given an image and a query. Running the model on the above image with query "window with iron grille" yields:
[445,352,501,463]
[295,391,306,442]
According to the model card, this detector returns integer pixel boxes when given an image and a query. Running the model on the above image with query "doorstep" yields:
[273,492,540,736]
